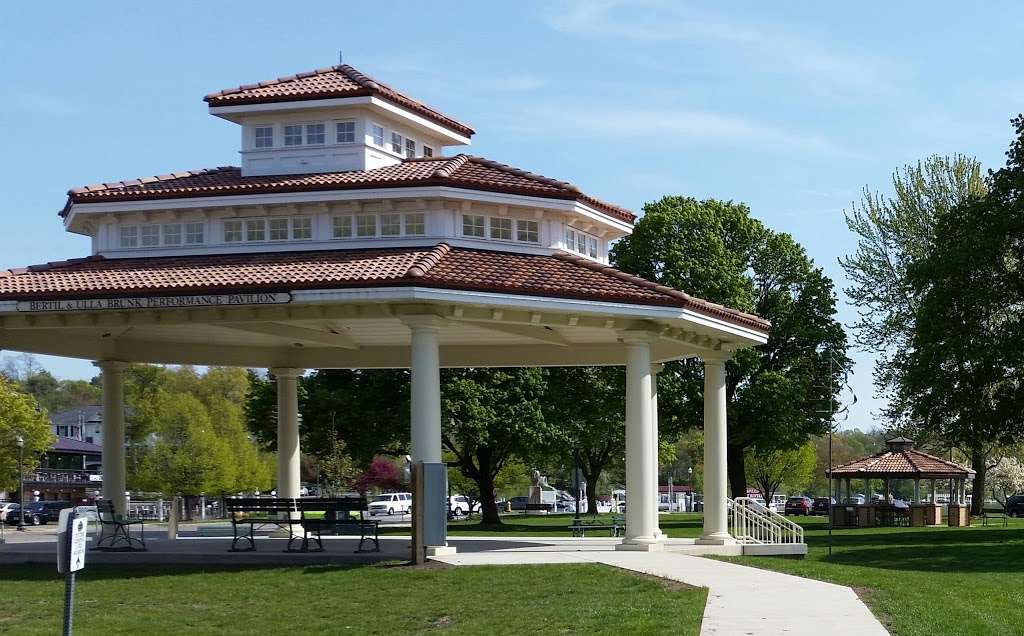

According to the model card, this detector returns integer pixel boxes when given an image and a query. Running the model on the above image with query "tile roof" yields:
[830,448,974,478]
[204,64,475,137]
[62,156,636,224]
[53,437,103,454]
[0,244,770,333]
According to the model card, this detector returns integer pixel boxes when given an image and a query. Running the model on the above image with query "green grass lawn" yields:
[727,516,1024,636]
[0,562,706,635]
[379,512,706,537]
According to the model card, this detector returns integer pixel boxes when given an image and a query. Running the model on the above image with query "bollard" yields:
[167,496,180,540]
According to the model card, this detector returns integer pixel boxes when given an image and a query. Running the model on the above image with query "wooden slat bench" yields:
[225,497,380,553]
[225,497,298,552]
[296,497,379,553]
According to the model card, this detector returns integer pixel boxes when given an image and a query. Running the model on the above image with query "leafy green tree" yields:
[898,118,1024,514]
[0,377,54,493]
[541,367,625,514]
[840,155,986,419]
[612,197,847,497]
[745,442,817,503]
[809,428,886,495]
[442,368,550,524]
[320,436,358,495]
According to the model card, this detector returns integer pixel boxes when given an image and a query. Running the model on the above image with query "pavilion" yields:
[0,63,774,554]
[829,437,974,527]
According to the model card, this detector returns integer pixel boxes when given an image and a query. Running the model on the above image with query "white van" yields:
[367,492,412,516]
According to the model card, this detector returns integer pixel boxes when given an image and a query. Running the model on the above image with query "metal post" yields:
[16,436,25,531]
[571,448,581,525]
[827,352,833,557]
[63,570,75,636]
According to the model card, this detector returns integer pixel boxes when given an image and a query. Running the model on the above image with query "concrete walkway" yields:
[434,549,889,636]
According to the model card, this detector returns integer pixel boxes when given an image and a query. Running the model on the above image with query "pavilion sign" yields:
[16,292,291,313]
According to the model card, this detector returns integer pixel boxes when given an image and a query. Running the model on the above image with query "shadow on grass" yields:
[0,562,376,583]
[825,542,1024,573]
[809,526,1024,550]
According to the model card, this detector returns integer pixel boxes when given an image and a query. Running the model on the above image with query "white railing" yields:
[729,497,804,545]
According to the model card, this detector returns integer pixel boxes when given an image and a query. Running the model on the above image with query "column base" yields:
[616,538,665,552]
[426,545,457,557]
[696,532,736,546]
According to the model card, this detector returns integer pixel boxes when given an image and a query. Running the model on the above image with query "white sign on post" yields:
[57,510,88,574]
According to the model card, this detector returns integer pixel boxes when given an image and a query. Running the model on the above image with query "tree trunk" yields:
[585,476,599,515]
[727,443,747,499]
[476,470,501,525]
[970,447,987,516]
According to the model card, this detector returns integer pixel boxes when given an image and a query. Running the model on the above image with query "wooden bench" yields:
[225,497,299,552]
[568,514,626,538]
[92,499,147,552]
[296,497,379,553]
[979,505,1009,527]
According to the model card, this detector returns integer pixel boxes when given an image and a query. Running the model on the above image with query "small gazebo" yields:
[828,437,975,527]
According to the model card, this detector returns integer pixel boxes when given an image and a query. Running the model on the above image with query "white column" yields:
[270,368,303,501]
[699,354,734,545]
[95,361,128,516]
[617,332,662,551]
[651,364,664,539]
[404,316,443,464]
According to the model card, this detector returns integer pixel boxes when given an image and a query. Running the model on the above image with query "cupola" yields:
[204,65,474,176]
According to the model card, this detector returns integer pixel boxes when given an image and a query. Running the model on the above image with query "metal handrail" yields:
[729,497,805,545]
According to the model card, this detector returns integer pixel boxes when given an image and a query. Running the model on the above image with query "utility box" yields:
[412,461,448,563]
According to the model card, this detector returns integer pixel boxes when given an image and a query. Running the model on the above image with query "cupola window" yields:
[462,214,485,238]
[305,123,325,145]
[336,121,355,143]
[185,222,205,244]
[284,125,303,146]
[391,132,403,154]
[254,126,274,148]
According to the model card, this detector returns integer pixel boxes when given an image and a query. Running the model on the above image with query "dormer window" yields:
[141,224,160,247]
[254,127,274,148]
[381,213,401,237]
[404,138,416,158]
[371,124,385,147]
[356,214,377,237]
[164,224,182,245]
[306,123,325,145]
[246,219,267,241]
[423,145,434,158]
[224,220,243,242]
[462,215,485,238]
[292,217,312,240]
[185,222,205,244]
[269,218,289,241]
[565,228,600,258]
[516,219,539,243]
[119,226,139,248]
[336,121,355,144]
[284,125,303,146]
[490,217,512,240]
[391,132,403,154]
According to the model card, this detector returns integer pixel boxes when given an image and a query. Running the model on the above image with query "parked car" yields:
[447,495,480,517]
[22,501,74,526]
[784,496,813,516]
[367,492,412,516]
[74,505,99,522]
[508,496,530,511]
[0,502,20,522]
[842,495,866,505]
[1004,495,1024,517]
[812,497,835,515]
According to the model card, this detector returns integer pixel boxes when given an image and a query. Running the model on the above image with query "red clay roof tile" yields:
[61,156,636,224]
[0,245,769,333]
[831,448,973,478]
[204,64,475,137]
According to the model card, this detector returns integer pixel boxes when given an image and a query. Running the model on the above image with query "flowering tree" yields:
[354,456,404,493]
[989,456,1024,506]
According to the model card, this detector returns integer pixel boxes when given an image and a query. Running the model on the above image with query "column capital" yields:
[700,350,733,365]
[650,363,665,375]
[93,360,129,372]
[619,329,659,345]
[269,367,304,378]
[400,314,447,331]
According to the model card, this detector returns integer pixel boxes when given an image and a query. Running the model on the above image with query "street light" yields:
[687,466,693,512]
[15,435,25,531]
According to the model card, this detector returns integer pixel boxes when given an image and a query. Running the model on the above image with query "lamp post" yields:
[687,466,693,512]
[15,435,25,531]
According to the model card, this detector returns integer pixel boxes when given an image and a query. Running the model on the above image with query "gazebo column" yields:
[95,361,128,516]
[845,479,852,502]
[914,479,921,503]
[698,353,734,545]
[403,315,451,555]
[617,332,662,551]
[271,368,303,504]
[651,363,664,540]
[930,479,936,503]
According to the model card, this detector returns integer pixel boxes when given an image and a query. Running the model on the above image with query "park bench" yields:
[226,497,380,553]
[979,505,1009,527]
[92,499,147,552]
[568,514,626,538]
[296,497,380,553]
[522,503,553,514]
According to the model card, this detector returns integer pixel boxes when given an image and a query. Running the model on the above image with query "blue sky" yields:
[2,1,1022,429]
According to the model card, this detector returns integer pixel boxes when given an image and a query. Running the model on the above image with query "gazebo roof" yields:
[829,438,974,480]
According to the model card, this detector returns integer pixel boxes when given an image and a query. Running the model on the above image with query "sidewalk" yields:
[433,549,889,636]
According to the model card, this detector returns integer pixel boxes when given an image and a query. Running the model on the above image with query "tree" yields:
[898,119,1024,514]
[745,442,817,504]
[612,197,848,498]
[354,456,404,493]
[0,377,54,493]
[442,368,550,524]
[809,428,886,495]
[541,367,625,514]
[989,455,1024,507]
[320,436,358,495]
[839,155,986,418]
